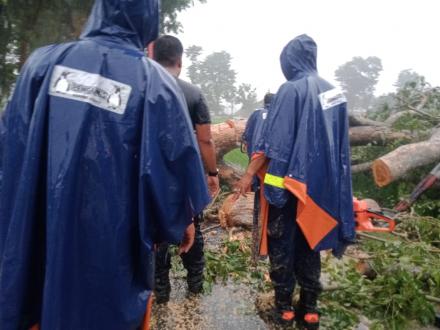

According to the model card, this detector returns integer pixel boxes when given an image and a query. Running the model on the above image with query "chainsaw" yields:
[353,198,396,233]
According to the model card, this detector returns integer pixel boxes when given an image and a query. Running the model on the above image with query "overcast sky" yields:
[175,0,440,100]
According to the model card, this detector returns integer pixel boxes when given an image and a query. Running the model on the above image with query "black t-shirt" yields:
[177,78,211,129]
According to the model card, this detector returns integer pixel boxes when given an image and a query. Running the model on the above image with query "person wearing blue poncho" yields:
[242,92,275,159]
[236,35,355,329]
[0,0,210,329]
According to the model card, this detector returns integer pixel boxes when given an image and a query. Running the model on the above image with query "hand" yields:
[179,223,195,255]
[207,175,220,198]
[233,173,253,200]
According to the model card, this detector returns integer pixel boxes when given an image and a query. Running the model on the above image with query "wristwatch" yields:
[208,169,219,177]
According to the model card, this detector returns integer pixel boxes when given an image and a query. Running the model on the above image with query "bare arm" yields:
[196,123,217,173]
[196,123,219,196]
[234,154,268,198]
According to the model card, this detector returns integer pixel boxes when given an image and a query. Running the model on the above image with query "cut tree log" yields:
[211,119,247,159]
[219,193,254,229]
[349,126,412,146]
[372,128,440,187]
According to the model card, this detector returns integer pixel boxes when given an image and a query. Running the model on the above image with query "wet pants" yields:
[155,214,205,295]
[267,194,322,311]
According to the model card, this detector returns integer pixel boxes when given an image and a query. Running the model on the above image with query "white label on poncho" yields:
[49,65,132,115]
[319,88,346,111]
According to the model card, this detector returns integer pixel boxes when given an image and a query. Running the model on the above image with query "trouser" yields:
[267,194,322,311]
[155,214,205,295]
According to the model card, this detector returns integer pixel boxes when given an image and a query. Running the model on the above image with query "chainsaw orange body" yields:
[353,198,396,233]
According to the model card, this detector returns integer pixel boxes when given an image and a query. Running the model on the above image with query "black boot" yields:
[154,274,171,304]
[297,289,320,330]
[182,216,205,295]
[271,291,295,327]
[154,244,172,304]
[187,272,204,294]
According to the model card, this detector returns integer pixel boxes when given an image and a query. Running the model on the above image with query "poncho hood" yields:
[81,0,159,49]
[280,34,317,81]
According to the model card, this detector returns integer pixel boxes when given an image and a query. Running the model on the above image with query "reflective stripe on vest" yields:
[264,173,286,189]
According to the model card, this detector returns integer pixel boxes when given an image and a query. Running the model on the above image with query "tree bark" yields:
[219,193,254,229]
[372,129,440,187]
[349,126,412,146]
[211,119,247,159]
[211,120,411,155]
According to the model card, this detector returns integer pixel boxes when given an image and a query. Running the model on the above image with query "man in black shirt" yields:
[152,35,220,303]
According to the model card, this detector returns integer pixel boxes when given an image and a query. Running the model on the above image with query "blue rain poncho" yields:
[0,0,210,329]
[242,108,268,158]
[258,35,355,254]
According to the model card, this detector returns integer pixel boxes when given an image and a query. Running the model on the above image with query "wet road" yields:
[152,279,268,330]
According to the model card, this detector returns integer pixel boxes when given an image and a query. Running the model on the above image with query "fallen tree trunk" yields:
[211,119,247,159]
[349,126,412,146]
[372,129,440,187]
[212,120,411,155]
[220,159,373,186]
[219,193,254,229]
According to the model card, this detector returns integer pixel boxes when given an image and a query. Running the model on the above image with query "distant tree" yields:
[335,56,383,112]
[186,47,237,116]
[185,45,203,83]
[370,70,440,123]
[235,83,258,117]
[395,69,425,91]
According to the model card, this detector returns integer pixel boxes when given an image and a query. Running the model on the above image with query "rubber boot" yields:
[182,216,205,295]
[297,289,320,330]
[187,271,204,294]
[154,244,172,304]
[271,291,295,327]
[154,275,171,304]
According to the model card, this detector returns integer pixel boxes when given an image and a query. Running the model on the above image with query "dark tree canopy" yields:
[0,0,206,106]
[161,0,206,34]
[335,56,383,112]
[0,0,94,105]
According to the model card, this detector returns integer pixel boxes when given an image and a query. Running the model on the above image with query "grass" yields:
[223,148,249,169]
[211,116,233,124]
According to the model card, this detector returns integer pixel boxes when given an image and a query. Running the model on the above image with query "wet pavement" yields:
[151,224,273,330]
[151,279,268,330]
